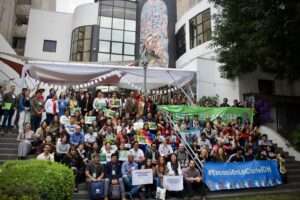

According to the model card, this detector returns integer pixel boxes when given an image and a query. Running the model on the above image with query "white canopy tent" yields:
[23,60,196,92]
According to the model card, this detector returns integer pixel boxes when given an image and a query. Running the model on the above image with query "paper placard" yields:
[163,176,183,191]
[85,116,96,124]
[132,169,153,186]
[119,150,129,161]
[71,107,81,115]
[103,108,116,118]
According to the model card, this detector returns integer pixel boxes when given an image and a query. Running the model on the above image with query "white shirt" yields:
[129,148,145,162]
[37,153,54,161]
[166,161,182,176]
[84,133,97,143]
[158,144,173,157]
[44,98,59,114]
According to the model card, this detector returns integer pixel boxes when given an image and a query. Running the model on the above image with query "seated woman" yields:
[17,123,34,159]
[55,134,70,162]
[154,156,167,188]
[62,146,85,192]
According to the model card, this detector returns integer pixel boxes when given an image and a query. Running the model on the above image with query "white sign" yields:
[132,169,153,186]
[163,176,183,191]
[85,116,96,124]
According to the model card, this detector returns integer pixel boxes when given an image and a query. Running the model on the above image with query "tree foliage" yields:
[210,0,300,81]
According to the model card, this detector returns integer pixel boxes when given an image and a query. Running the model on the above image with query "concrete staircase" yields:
[1,132,300,199]
[0,132,18,164]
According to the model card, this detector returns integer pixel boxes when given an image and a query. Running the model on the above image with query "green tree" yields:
[210,0,300,81]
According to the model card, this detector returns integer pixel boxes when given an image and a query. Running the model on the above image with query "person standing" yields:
[45,94,59,125]
[17,123,34,159]
[1,85,17,131]
[18,88,31,134]
[30,89,44,132]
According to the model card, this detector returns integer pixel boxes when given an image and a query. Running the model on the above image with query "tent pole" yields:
[167,72,194,105]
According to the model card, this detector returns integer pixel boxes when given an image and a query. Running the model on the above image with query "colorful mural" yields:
[140,0,169,67]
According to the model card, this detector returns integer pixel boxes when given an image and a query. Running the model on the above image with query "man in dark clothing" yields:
[220,98,230,107]
[1,85,17,130]
[182,160,206,199]
[85,154,106,198]
[104,153,126,200]
[30,89,44,132]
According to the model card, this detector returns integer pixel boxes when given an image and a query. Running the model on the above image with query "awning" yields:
[23,60,196,90]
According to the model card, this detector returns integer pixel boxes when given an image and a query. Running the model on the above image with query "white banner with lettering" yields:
[163,176,184,191]
[132,169,153,186]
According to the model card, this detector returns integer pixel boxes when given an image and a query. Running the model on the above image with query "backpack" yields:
[89,181,105,200]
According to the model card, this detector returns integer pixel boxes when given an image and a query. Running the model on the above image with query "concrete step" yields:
[0,147,18,154]
[0,137,17,143]
[0,142,18,148]
[73,190,89,199]
[0,134,18,139]
[0,153,17,160]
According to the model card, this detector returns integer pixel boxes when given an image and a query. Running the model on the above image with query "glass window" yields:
[78,30,84,40]
[100,16,112,28]
[124,43,135,55]
[189,9,211,48]
[101,5,113,17]
[114,0,125,7]
[77,40,83,51]
[99,41,110,52]
[99,28,111,40]
[114,7,125,18]
[125,20,136,31]
[111,54,123,62]
[112,30,124,42]
[83,39,91,51]
[83,52,90,62]
[102,0,113,6]
[123,55,135,61]
[113,18,124,30]
[76,52,82,61]
[43,40,57,52]
[112,42,123,54]
[124,31,135,43]
[125,9,136,20]
[98,53,110,62]
[84,26,92,39]
[126,2,136,9]
[176,25,186,59]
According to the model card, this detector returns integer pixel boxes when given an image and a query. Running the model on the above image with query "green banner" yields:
[158,105,254,123]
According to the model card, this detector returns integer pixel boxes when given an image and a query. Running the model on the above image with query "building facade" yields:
[175,0,300,104]
[0,0,56,55]
[25,0,176,67]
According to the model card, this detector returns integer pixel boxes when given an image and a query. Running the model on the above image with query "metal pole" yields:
[144,64,147,99]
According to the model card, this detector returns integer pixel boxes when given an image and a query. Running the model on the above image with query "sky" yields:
[56,0,94,13]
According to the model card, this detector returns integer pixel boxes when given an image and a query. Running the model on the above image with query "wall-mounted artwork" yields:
[140,0,169,67]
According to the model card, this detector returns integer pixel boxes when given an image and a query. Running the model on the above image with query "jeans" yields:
[123,175,141,196]
[31,115,41,132]
[46,113,55,125]
[2,109,14,129]
[18,110,31,133]
[104,178,126,198]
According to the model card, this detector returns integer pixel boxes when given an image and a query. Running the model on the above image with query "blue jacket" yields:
[70,132,84,145]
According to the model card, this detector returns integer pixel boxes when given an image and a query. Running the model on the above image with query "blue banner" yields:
[203,160,282,191]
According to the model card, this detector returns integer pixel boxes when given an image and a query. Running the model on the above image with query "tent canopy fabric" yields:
[23,60,196,90]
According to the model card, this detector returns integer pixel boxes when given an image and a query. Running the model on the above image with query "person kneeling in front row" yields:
[182,160,206,200]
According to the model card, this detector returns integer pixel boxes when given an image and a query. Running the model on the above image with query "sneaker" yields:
[73,187,79,193]
[202,196,207,200]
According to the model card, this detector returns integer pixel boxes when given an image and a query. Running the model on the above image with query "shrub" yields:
[0,160,74,200]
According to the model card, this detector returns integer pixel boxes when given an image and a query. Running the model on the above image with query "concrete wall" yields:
[25,9,73,61]
[32,0,56,11]
[0,0,16,45]
[72,3,99,29]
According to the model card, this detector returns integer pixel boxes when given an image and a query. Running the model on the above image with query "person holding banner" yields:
[104,153,126,200]
[154,156,167,188]
[121,154,141,199]
[93,91,107,113]
[129,141,145,164]
[182,160,206,200]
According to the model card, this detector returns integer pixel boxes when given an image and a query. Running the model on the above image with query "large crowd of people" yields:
[0,85,287,200]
